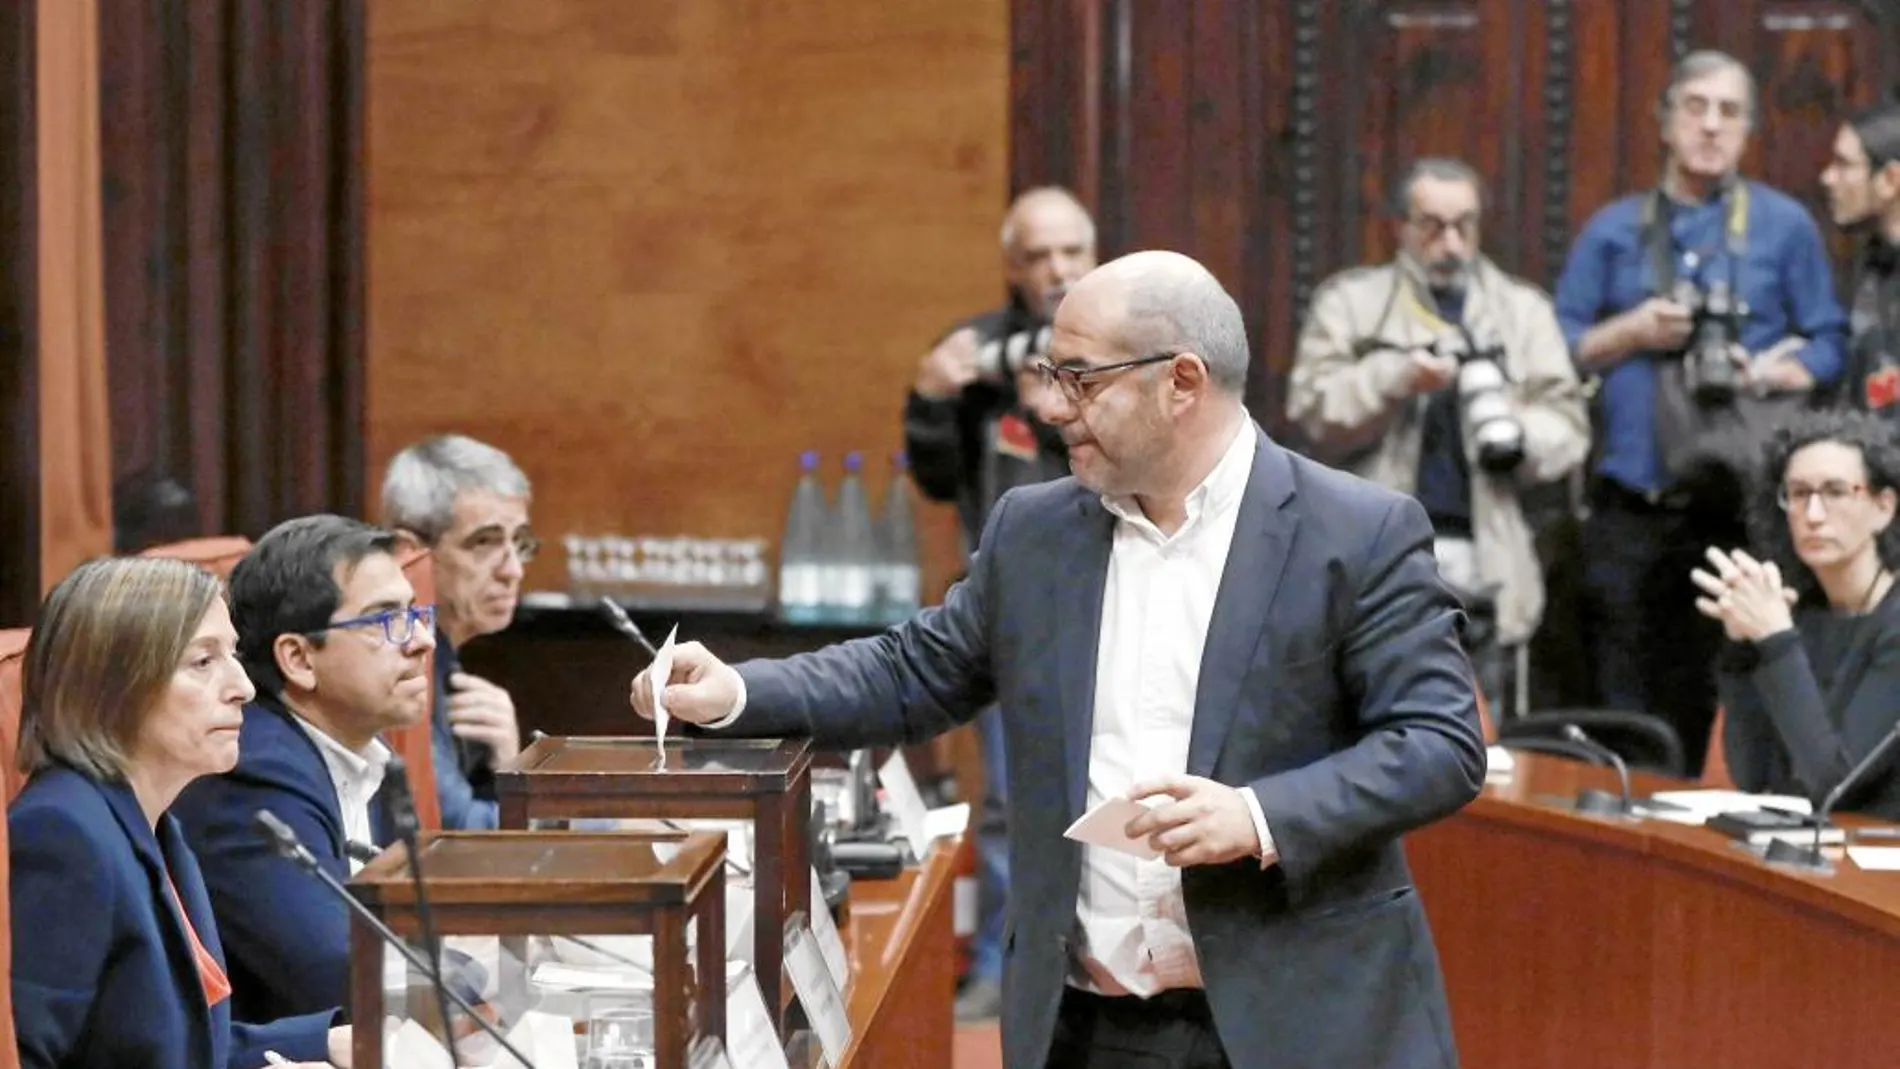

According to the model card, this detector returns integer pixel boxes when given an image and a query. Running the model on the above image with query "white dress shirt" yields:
[294,717,393,876]
[1073,415,1274,997]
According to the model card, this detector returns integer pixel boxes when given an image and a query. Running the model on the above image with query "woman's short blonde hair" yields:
[18,556,225,781]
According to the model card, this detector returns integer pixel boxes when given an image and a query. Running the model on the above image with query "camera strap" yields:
[1641,179,1749,296]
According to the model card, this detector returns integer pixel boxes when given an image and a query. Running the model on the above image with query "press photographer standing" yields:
[1555,50,1846,771]
[1288,157,1590,682]
[903,185,1086,1020]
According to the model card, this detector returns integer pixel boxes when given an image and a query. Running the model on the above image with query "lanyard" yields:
[1642,180,1749,294]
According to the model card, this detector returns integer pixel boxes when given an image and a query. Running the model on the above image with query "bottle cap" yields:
[844,451,863,472]
[799,450,820,471]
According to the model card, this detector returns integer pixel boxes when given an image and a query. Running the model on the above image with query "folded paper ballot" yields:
[1063,797,1162,860]
[650,624,678,764]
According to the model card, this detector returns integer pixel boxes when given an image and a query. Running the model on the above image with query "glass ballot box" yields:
[497,736,813,1030]
[347,830,725,1069]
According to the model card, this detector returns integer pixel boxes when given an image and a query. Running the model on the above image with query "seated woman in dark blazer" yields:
[1698,409,1900,818]
[10,557,349,1069]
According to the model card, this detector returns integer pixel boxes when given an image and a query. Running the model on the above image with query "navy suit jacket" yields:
[9,766,335,1069]
[431,632,500,830]
[732,426,1486,1069]
[171,699,394,1025]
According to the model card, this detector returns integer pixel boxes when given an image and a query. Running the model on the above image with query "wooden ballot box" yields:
[348,830,726,1069]
[496,736,813,1030]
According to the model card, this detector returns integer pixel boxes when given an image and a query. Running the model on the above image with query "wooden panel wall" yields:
[1011,0,1900,432]
[366,0,1010,593]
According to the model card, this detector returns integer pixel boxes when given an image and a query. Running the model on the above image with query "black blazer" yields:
[729,425,1487,1069]
[1719,585,1900,818]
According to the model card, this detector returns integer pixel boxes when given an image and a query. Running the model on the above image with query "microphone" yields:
[1562,724,1635,818]
[382,759,461,1069]
[1764,717,1900,873]
[597,597,659,659]
[251,811,538,1069]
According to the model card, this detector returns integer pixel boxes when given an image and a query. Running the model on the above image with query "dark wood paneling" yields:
[97,0,366,548]
[1350,3,1518,271]
[1010,0,1900,433]
[0,0,37,626]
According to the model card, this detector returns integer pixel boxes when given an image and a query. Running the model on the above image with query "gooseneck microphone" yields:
[382,758,460,1069]
[1764,717,1900,873]
[252,810,538,1068]
[598,597,660,659]
[1563,724,1635,818]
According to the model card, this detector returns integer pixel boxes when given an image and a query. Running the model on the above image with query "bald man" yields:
[904,186,1093,1019]
[637,251,1485,1069]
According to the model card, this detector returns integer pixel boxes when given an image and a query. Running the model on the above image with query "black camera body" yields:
[1436,328,1527,475]
[974,324,1054,382]
[1671,277,1751,406]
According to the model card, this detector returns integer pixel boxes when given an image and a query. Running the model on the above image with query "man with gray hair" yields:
[1289,157,1590,693]
[1554,49,1845,771]
[633,250,1485,1069]
[380,433,537,829]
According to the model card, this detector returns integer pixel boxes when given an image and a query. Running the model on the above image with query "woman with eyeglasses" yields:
[10,557,349,1068]
[1696,409,1900,818]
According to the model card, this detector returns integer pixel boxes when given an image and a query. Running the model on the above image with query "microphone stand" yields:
[384,759,461,1069]
[1562,725,1637,820]
[252,811,539,1069]
[1763,718,1900,875]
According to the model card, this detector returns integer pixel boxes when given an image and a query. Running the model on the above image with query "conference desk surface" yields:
[1408,753,1900,1069]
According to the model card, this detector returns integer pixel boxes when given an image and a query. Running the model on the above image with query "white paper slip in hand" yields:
[650,624,679,763]
[1064,797,1161,860]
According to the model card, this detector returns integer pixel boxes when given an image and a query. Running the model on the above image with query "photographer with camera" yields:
[1554,50,1846,773]
[902,185,1086,1021]
[1288,157,1589,686]
[1820,99,1900,421]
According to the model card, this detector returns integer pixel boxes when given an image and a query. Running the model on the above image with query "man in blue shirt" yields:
[1554,50,1846,772]
[381,434,537,829]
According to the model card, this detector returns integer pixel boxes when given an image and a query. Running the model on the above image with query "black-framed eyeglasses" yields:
[305,604,436,646]
[1033,351,1178,403]
[1778,481,1867,514]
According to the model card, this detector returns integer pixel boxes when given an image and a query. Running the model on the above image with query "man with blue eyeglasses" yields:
[1554,49,1847,773]
[174,514,438,1025]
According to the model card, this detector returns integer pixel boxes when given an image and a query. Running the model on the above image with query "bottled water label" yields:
[883,566,921,606]
[780,563,823,607]
[836,566,875,610]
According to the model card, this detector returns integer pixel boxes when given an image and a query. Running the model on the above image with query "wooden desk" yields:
[836,835,960,1069]
[1408,754,1900,1069]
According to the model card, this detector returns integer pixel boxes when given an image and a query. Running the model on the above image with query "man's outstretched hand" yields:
[628,641,743,725]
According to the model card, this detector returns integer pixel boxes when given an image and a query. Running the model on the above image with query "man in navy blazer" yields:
[634,251,1487,1069]
[173,516,437,1024]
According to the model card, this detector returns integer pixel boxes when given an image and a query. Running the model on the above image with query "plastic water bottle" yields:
[825,452,879,625]
[778,451,828,624]
[878,452,922,624]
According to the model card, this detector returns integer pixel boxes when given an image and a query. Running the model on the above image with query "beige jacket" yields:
[1286,255,1590,645]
